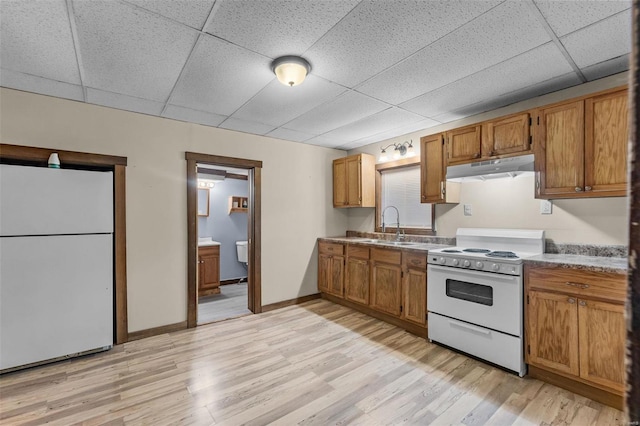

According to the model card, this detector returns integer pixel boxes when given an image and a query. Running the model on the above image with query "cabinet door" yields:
[420,134,445,204]
[333,158,347,207]
[578,299,625,393]
[584,90,628,196]
[527,291,579,376]
[484,112,531,157]
[200,250,220,291]
[446,125,481,164]
[537,101,584,197]
[346,156,362,207]
[371,262,402,316]
[329,255,345,297]
[318,253,331,293]
[403,267,426,326]
[345,258,369,305]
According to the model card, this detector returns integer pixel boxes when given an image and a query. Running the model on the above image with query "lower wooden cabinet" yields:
[318,242,345,298]
[198,245,220,296]
[402,252,427,326]
[525,265,626,408]
[345,246,370,305]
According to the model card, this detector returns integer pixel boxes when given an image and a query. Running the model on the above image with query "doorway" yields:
[185,152,262,328]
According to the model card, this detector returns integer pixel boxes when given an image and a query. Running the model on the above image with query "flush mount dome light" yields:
[271,56,311,87]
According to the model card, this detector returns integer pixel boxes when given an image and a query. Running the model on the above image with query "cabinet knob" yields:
[585,186,592,192]
[574,187,583,192]
[567,298,576,304]
[579,300,587,306]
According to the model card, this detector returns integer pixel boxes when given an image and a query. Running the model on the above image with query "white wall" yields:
[348,73,630,245]
[0,88,349,332]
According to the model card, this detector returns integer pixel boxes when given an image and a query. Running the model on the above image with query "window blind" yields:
[381,166,432,228]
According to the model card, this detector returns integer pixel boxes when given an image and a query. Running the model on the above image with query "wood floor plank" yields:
[0,299,625,425]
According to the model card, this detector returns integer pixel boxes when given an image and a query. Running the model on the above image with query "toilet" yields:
[235,241,248,266]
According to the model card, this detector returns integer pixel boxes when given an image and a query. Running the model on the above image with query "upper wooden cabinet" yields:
[535,88,628,199]
[482,112,532,158]
[420,134,460,204]
[446,125,481,164]
[333,153,375,208]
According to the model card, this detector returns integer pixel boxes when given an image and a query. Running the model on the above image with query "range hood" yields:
[446,154,534,180]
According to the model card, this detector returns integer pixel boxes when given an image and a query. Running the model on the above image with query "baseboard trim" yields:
[127,321,188,342]
[262,293,321,312]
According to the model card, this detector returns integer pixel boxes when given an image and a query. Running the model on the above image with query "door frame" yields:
[185,152,262,327]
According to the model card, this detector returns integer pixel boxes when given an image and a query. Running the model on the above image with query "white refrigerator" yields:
[0,164,114,371]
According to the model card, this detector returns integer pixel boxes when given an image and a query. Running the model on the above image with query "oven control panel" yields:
[428,255,522,276]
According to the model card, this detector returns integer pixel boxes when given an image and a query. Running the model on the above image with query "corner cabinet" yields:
[318,242,345,297]
[525,265,626,409]
[535,88,628,199]
[333,153,375,208]
[420,134,460,204]
[198,245,220,296]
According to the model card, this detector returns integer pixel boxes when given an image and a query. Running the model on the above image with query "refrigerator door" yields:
[0,164,113,236]
[0,234,113,370]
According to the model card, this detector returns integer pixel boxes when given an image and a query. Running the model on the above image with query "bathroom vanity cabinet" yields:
[198,245,220,296]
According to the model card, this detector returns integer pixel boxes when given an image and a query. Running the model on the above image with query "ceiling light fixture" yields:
[271,56,311,87]
[379,140,415,162]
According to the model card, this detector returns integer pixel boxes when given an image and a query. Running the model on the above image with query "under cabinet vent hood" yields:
[446,154,534,180]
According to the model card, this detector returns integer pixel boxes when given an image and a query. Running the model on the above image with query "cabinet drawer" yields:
[403,252,427,269]
[198,245,219,256]
[371,248,401,265]
[526,267,626,303]
[319,242,344,256]
[347,245,370,260]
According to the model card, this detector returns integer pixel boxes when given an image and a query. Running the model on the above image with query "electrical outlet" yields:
[464,204,472,216]
[540,200,552,215]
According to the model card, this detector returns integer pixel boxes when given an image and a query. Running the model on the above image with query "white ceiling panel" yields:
[230,75,346,127]
[170,36,274,116]
[352,119,441,146]
[282,91,389,134]
[582,54,630,81]
[357,1,552,105]
[0,0,80,84]
[162,104,226,127]
[205,0,359,58]
[400,43,572,118]
[72,0,198,102]
[534,0,630,37]
[320,108,425,143]
[304,136,348,148]
[561,11,632,69]
[218,117,275,135]
[87,88,165,116]
[266,128,315,143]
[0,69,84,102]
[124,0,214,30]
[305,0,502,87]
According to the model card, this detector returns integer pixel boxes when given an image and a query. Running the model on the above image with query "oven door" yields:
[427,264,522,336]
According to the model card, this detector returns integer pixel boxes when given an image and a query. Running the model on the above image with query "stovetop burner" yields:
[486,251,519,259]
[442,249,462,253]
[462,248,491,253]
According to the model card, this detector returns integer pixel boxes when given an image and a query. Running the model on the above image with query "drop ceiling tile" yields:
[305,0,502,87]
[283,91,389,134]
[87,88,165,116]
[561,12,631,68]
[72,0,198,102]
[400,43,573,118]
[0,69,84,102]
[534,0,630,37]
[162,104,226,127]
[124,0,214,29]
[320,108,425,143]
[357,1,552,105]
[352,118,441,147]
[581,54,630,81]
[304,135,350,148]
[204,0,359,58]
[169,36,273,116]
[266,128,315,143]
[230,75,347,127]
[0,0,81,84]
[218,117,275,135]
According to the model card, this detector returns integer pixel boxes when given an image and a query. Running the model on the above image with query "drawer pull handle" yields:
[448,319,491,335]
[565,281,589,289]
[568,298,576,304]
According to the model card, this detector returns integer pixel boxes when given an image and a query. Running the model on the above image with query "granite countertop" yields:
[525,253,627,274]
[318,236,453,252]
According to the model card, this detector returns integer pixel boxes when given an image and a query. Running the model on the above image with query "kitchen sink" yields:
[356,239,417,246]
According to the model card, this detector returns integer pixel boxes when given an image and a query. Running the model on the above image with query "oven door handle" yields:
[448,318,491,335]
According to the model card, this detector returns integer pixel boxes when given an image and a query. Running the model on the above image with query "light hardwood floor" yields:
[0,299,626,425]
[198,282,252,325]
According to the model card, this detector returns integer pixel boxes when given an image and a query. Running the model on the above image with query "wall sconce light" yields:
[198,180,215,188]
[271,56,311,87]
[379,140,415,162]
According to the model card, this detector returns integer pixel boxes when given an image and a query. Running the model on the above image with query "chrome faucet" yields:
[381,205,403,241]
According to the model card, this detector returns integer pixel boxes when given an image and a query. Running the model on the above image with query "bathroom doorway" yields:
[185,152,262,328]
